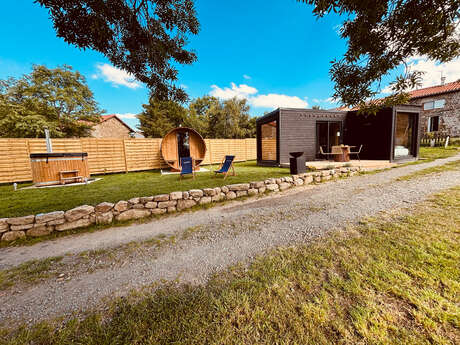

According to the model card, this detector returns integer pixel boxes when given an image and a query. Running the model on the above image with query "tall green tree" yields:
[137,98,189,137]
[188,95,220,136]
[298,0,460,107]
[0,65,102,138]
[138,96,257,139]
[36,0,199,102]
[207,98,255,139]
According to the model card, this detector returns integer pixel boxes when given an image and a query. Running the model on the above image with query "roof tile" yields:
[408,80,460,99]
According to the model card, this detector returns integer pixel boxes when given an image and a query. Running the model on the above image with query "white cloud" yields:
[210,82,258,99]
[251,94,308,108]
[408,56,460,87]
[114,113,138,119]
[382,56,460,93]
[243,74,251,80]
[209,82,308,109]
[94,63,141,89]
[312,97,336,104]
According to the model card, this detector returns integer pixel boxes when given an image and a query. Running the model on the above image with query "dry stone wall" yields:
[0,167,360,241]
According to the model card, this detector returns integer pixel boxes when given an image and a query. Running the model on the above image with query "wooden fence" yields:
[420,132,449,147]
[0,138,257,183]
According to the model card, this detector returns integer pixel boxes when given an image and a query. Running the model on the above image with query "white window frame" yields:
[423,99,445,110]
[434,99,445,108]
[423,101,434,110]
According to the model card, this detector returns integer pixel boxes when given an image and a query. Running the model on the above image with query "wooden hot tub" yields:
[161,127,207,171]
[30,152,90,186]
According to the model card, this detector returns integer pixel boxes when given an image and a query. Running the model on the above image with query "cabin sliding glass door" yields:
[316,121,342,158]
[261,120,277,162]
[394,112,416,159]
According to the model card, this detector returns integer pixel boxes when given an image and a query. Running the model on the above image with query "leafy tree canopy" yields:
[137,98,190,137]
[138,96,256,139]
[0,65,102,138]
[36,0,199,103]
[299,0,460,107]
[205,97,256,139]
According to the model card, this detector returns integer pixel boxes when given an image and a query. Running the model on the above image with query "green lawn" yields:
[397,160,460,181]
[1,147,458,219]
[0,161,290,218]
[419,145,459,160]
[2,187,458,344]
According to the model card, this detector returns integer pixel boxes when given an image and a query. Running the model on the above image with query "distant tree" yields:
[36,0,199,102]
[137,98,189,137]
[207,98,255,139]
[0,65,102,138]
[312,105,321,110]
[139,96,257,138]
[298,0,460,108]
[188,96,220,136]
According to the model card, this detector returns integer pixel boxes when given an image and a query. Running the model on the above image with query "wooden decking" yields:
[281,160,397,171]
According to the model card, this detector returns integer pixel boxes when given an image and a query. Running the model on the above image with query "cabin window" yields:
[423,99,445,110]
[261,121,277,161]
[427,116,440,132]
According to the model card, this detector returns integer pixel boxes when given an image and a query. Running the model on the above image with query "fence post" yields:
[122,139,128,173]
[445,136,450,148]
[208,139,213,165]
[26,139,33,182]
[245,139,248,161]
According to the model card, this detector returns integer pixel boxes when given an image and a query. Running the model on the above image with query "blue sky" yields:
[1,1,458,130]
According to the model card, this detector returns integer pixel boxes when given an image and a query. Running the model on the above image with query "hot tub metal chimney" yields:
[441,72,446,86]
[45,128,53,153]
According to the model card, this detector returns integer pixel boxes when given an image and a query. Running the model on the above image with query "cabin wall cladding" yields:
[0,138,257,183]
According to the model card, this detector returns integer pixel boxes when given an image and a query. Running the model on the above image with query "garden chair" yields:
[214,155,236,179]
[319,146,334,161]
[349,145,363,162]
[179,157,195,180]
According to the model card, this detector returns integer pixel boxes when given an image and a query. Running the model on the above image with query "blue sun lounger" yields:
[179,157,195,180]
[214,155,236,179]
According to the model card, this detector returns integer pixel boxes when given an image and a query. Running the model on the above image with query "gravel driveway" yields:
[1,154,459,323]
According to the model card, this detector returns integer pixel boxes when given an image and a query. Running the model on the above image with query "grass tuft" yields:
[0,257,64,290]
[397,160,460,181]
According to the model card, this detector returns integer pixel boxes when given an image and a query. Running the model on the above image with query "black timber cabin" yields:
[256,105,421,166]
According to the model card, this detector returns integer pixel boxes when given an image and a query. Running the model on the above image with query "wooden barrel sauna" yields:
[160,127,207,171]
[30,152,90,186]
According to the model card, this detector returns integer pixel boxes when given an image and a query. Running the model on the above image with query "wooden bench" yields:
[59,170,83,185]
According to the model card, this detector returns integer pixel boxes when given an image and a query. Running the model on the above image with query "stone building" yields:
[91,114,136,138]
[408,80,460,137]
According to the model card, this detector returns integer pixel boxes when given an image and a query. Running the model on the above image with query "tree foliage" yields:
[205,97,256,139]
[35,0,199,103]
[0,65,102,138]
[137,98,190,137]
[138,96,257,138]
[298,0,460,107]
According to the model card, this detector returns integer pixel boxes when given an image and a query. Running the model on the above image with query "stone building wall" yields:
[409,91,460,137]
[91,117,132,138]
